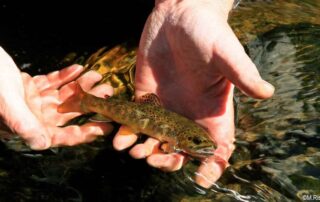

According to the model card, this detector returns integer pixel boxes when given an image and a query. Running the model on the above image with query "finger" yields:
[33,64,83,91]
[195,155,228,188]
[21,72,43,120]
[41,103,81,126]
[213,25,275,99]
[40,89,81,122]
[129,138,161,159]
[58,81,77,102]
[40,89,60,105]
[147,153,185,172]
[38,88,80,124]
[76,70,102,92]
[113,125,138,151]
[88,84,114,98]
[58,81,113,105]
[51,122,113,147]
[1,99,51,150]
[37,82,81,125]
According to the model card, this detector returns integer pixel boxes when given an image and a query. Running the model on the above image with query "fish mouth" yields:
[183,147,215,159]
[196,147,215,155]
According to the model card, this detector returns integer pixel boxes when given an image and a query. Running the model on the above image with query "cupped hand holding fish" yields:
[112,0,275,188]
[0,47,113,149]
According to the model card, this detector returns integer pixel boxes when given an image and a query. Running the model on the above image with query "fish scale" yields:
[59,83,216,158]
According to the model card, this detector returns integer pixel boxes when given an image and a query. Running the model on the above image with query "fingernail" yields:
[113,139,128,151]
[263,81,275,94]
[69,64,83,71]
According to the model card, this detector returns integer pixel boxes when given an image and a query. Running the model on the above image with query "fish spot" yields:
[159,124,170,134]
[139,118,150,129]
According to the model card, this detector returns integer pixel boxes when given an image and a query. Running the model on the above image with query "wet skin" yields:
[112,0,274,188]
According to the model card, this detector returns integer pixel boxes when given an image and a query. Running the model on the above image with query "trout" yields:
[58,83,215,158]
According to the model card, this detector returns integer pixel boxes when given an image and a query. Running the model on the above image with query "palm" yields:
[135,3,235,187]
[21,66,113,148]
[113,0,274,188]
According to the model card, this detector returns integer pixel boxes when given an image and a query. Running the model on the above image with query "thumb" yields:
[213,25,275,99]
[0,96,51,150]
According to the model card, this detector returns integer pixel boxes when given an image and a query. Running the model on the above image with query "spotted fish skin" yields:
[59,83,216,158]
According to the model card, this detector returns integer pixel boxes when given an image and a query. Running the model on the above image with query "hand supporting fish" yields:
[126,0,274,189]
[58,82,216,159]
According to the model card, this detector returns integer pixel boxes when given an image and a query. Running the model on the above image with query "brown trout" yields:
[58,82,215,158]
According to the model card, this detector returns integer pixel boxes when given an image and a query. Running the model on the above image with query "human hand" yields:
[0,47,113,149]
[113,0,274,188]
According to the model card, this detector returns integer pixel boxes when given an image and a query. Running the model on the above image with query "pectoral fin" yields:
[118,125,137,135]
[136,93,161,106]
[161,143,175,153]
[89,114,113,123]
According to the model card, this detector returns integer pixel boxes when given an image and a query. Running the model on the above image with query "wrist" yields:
[154,0,235,18]
[214,0,235,18]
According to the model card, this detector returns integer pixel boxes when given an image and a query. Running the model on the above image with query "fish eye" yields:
[192,137,202,145]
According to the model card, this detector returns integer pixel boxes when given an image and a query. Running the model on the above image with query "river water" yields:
[0,0,319,201]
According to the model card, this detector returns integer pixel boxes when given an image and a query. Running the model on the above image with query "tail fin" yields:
[58,82,86,113]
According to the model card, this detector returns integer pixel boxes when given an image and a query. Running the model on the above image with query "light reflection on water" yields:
[0,0,320,201]
[156,1,320,201]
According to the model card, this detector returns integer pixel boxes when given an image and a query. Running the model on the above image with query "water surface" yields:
[0,0,319,201]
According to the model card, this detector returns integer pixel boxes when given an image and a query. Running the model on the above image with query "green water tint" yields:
[165,21,320,202]
[1,0,320,201]
[229,0,320,44]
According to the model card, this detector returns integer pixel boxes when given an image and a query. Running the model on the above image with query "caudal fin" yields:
[58,82,86,113]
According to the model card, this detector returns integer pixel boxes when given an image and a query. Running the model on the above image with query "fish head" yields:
[179,133,216,159]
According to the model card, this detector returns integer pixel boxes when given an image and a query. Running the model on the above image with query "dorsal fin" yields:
[136,93,161,106]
